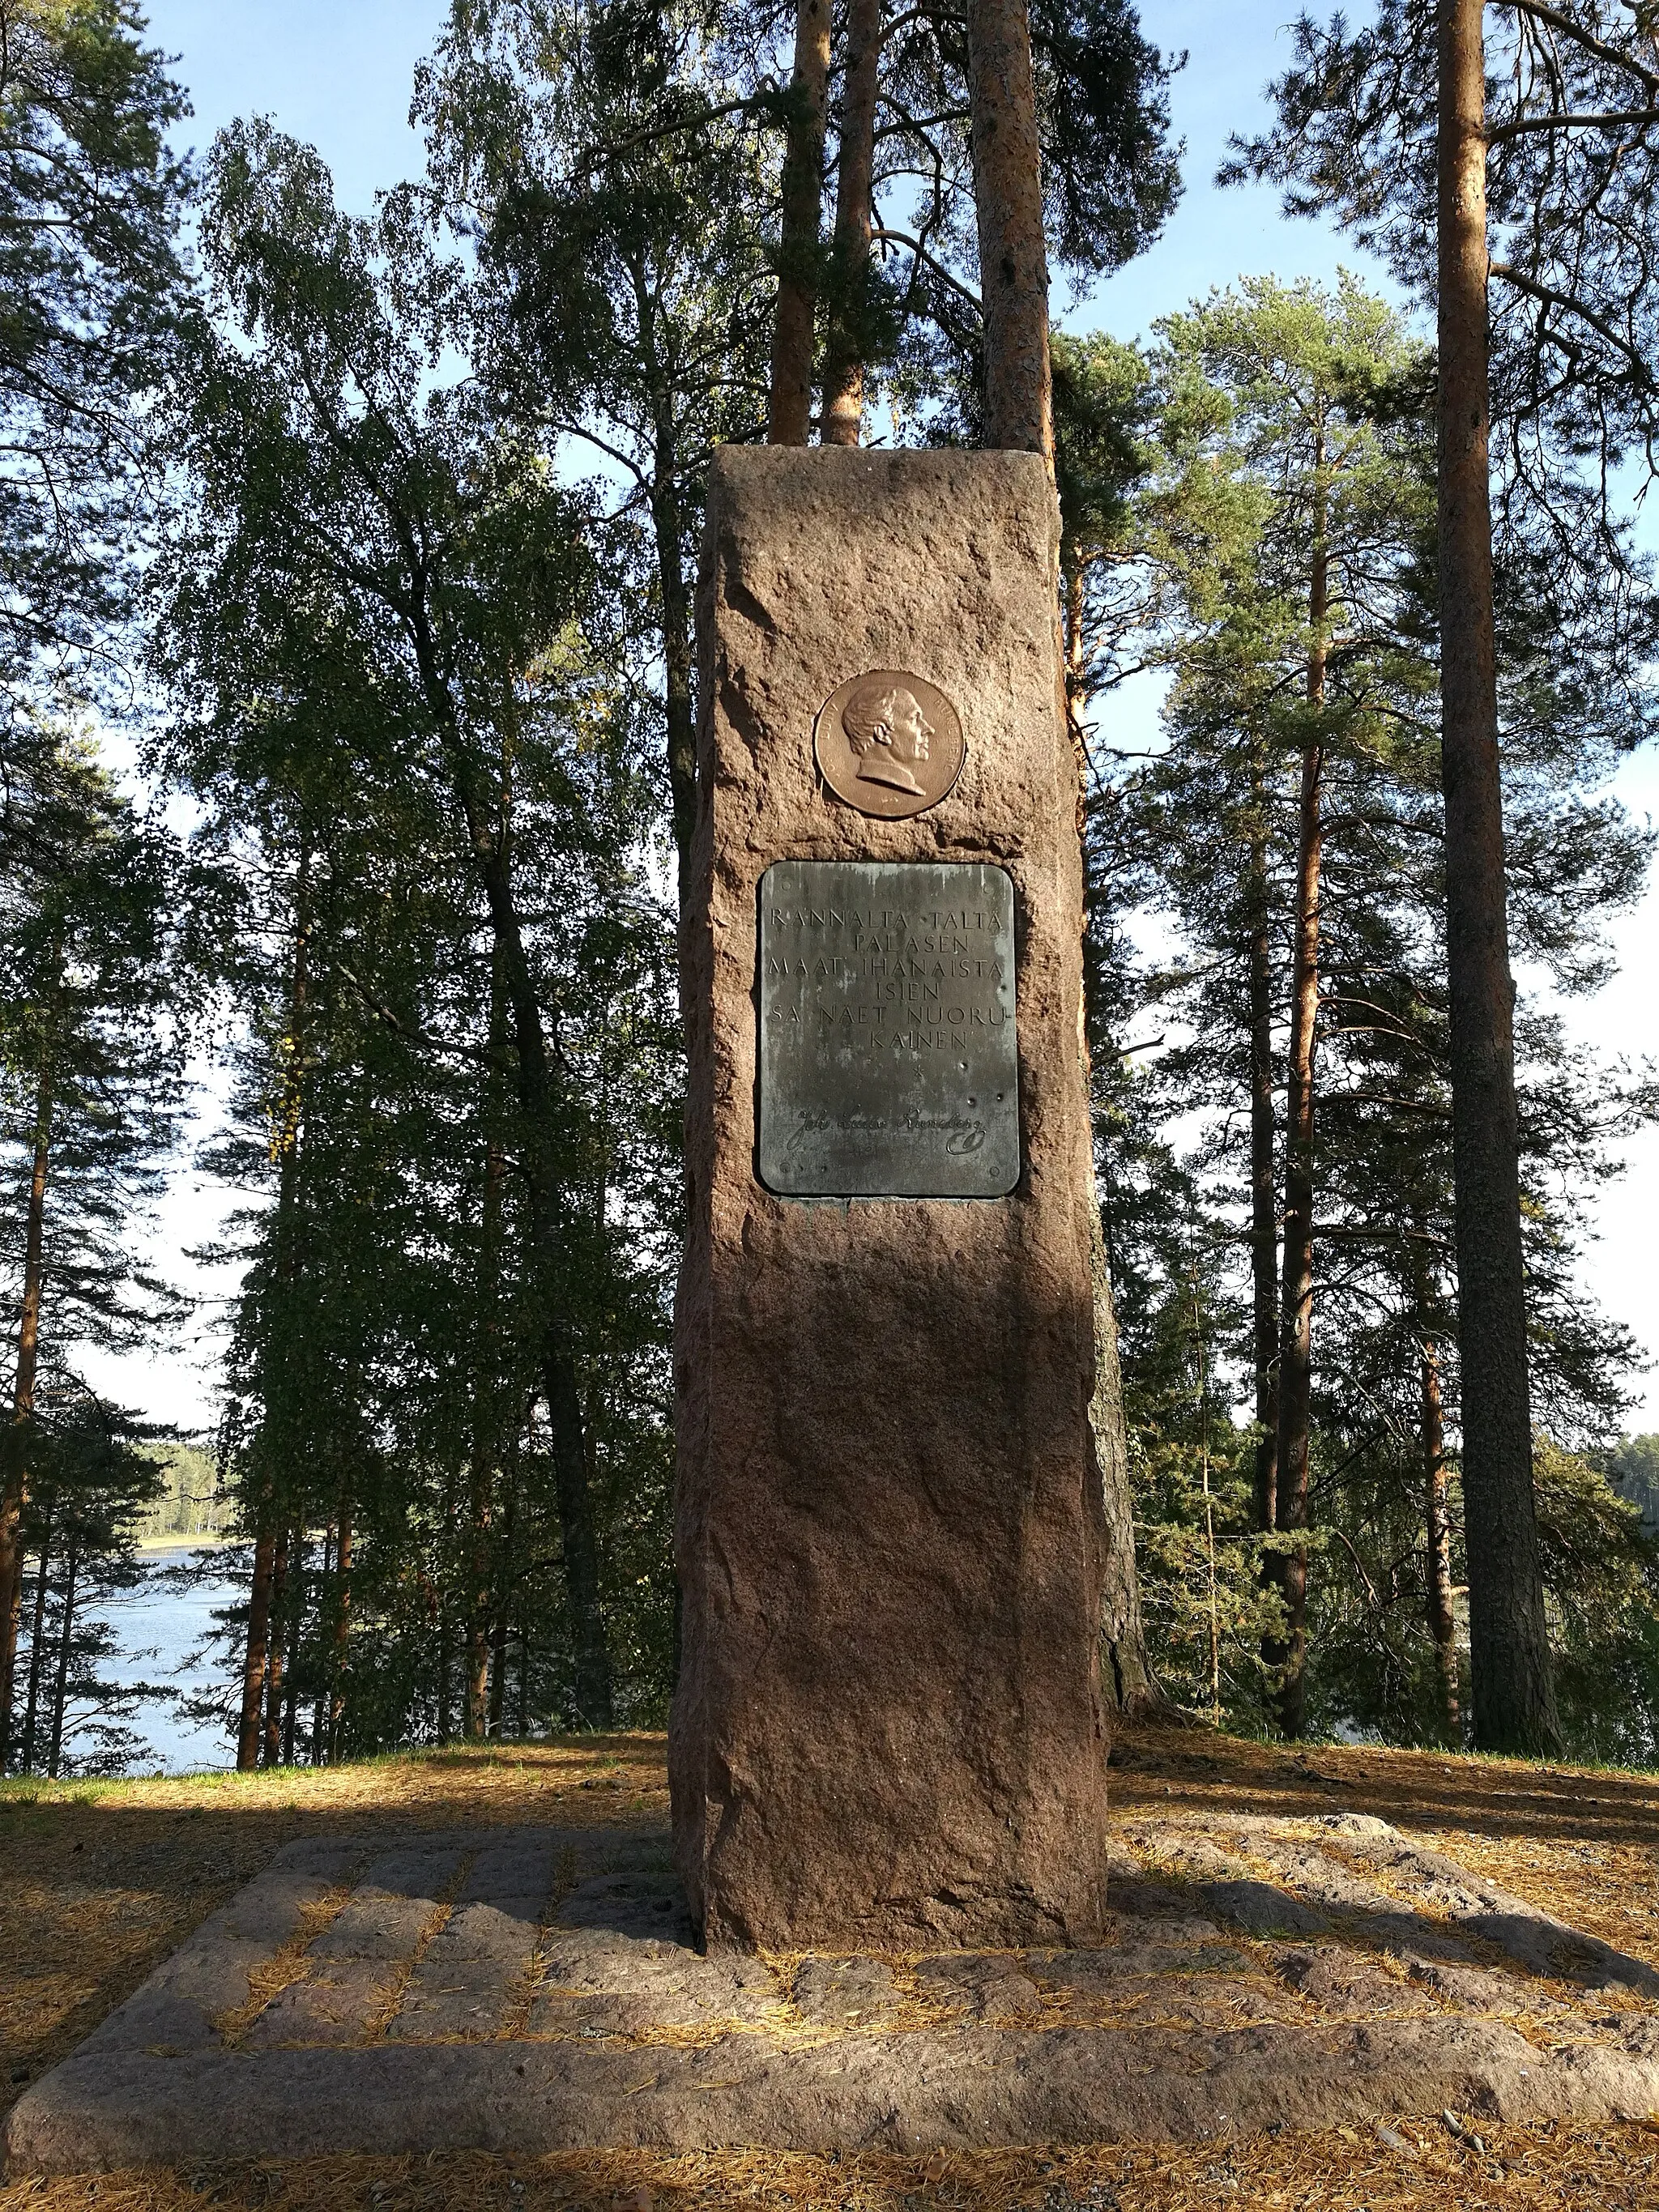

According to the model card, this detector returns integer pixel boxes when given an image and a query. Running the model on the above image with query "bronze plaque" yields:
[757,859,1019,1197]
[813,671,966,820]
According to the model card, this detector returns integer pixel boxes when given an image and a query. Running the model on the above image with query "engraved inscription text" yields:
[757,859,1019,1197]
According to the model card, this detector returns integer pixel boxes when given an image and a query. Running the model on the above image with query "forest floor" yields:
[6,1724,1659,2209]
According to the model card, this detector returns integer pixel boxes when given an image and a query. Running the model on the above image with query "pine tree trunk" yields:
[491,1464,516,1738]
[310,1523,333,1765]
[1271,502,1328,1741]
[967,9,1148,1736]
[1436,0,1559,1754]
[0,1063,53,1766]
[1421,1332,1461,1743]
[1063,352,1154,1725]
[437,1459,457,1745]
[545,1349,610,1727]
[1248,813,1279,1541]
[489,1613,510,1739]
[467,959,506,1743]
[1073,574,1157,1721]
[280,1529,301,1766]
[768,0,832,445]
[46,1541,75,1779]
[237,1527,276,1772]
[262,1525,289,1768]
[1091,1200,1157,1715]
[330,1498,352,1759]
[238,838,309,1775]
[965,0,1051,456]
[821,0,881,444]
[447,731,614,1732]
[465,1515,492,1741]
[21,1507,52,1774]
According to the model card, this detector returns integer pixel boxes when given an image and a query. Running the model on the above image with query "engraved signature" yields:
[783,1110,989,1157]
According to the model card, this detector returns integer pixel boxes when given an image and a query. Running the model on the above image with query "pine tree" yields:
[0,735,186,1761]
[1073,275,1654,1739]
[1224,0,1659,1758]
[0,0,187,736]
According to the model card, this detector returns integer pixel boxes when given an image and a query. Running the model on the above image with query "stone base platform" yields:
[11,1811,1659,2174]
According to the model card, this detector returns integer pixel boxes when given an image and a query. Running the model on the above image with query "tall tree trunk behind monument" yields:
[280,1532,303,1766]
[45,1537,75,1779]
[821,0,881,445]
[330,1495,352,1759]
[1071,562,1158,1720]
[466,955,507,1742]
[490,1465,515,1740]
[1271,502,1328,1741]
[1422,1332,1460,1743]
[768,0,831,445]
[475,861,612,1730]
[1090,1200,1157,1715]
[1437,0,1559,1754]
[437,1475,456,1749]
[1247,813,1279,1545]
[964,0,1152,1738]
[965,0,1052,456]
[239,837,310,1772]
[465,1372,497,1741]
[20,1505,51,1773]
[237,1526,276,1772]
[0,1061,52,1767]
[545,1349,608,1727]
[441,713,613,1731]
[262,1524,289,1768]
[310,1524,333,1764]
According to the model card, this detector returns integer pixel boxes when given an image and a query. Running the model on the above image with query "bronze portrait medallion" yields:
[813,670,966,820]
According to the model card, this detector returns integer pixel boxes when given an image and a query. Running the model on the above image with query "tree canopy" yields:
[2,0,1657,1775]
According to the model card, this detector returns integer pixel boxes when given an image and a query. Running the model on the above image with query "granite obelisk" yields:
[671,445,1110,1950]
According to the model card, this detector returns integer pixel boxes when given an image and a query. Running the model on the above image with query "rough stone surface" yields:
[12,1811,1659,2176]
[672,445,1111,1953]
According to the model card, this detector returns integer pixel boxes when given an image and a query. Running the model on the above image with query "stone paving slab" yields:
[11,1811,1659,2174]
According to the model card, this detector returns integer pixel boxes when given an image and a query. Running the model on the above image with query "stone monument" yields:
[671,447,1111,1952]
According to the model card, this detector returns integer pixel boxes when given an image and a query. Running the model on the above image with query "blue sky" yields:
[143,1,446,209]
[110,1,1659,1431]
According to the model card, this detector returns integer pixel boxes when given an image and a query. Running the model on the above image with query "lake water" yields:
[103,1545,242,1774]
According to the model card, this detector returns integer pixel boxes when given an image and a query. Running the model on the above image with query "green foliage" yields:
[1226,0,1659,716]
[151,118,682,1754]
[0,732,190,1399]
[11,1391,168,1775]
[1118,1257,1282,1723]
[5,0,1658,1781]
[0,0,187,728]
[828,0,1180,440]
[1600,1435,1659,1533]
[1068,275,1658,1753]
[1534,1435,1659,1766]
[132,1443,224,1541]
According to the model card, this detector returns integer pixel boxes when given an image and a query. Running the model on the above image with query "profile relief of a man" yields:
[841,680,933,798]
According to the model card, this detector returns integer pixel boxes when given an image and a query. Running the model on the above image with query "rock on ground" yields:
[9,1809,1659,2175]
